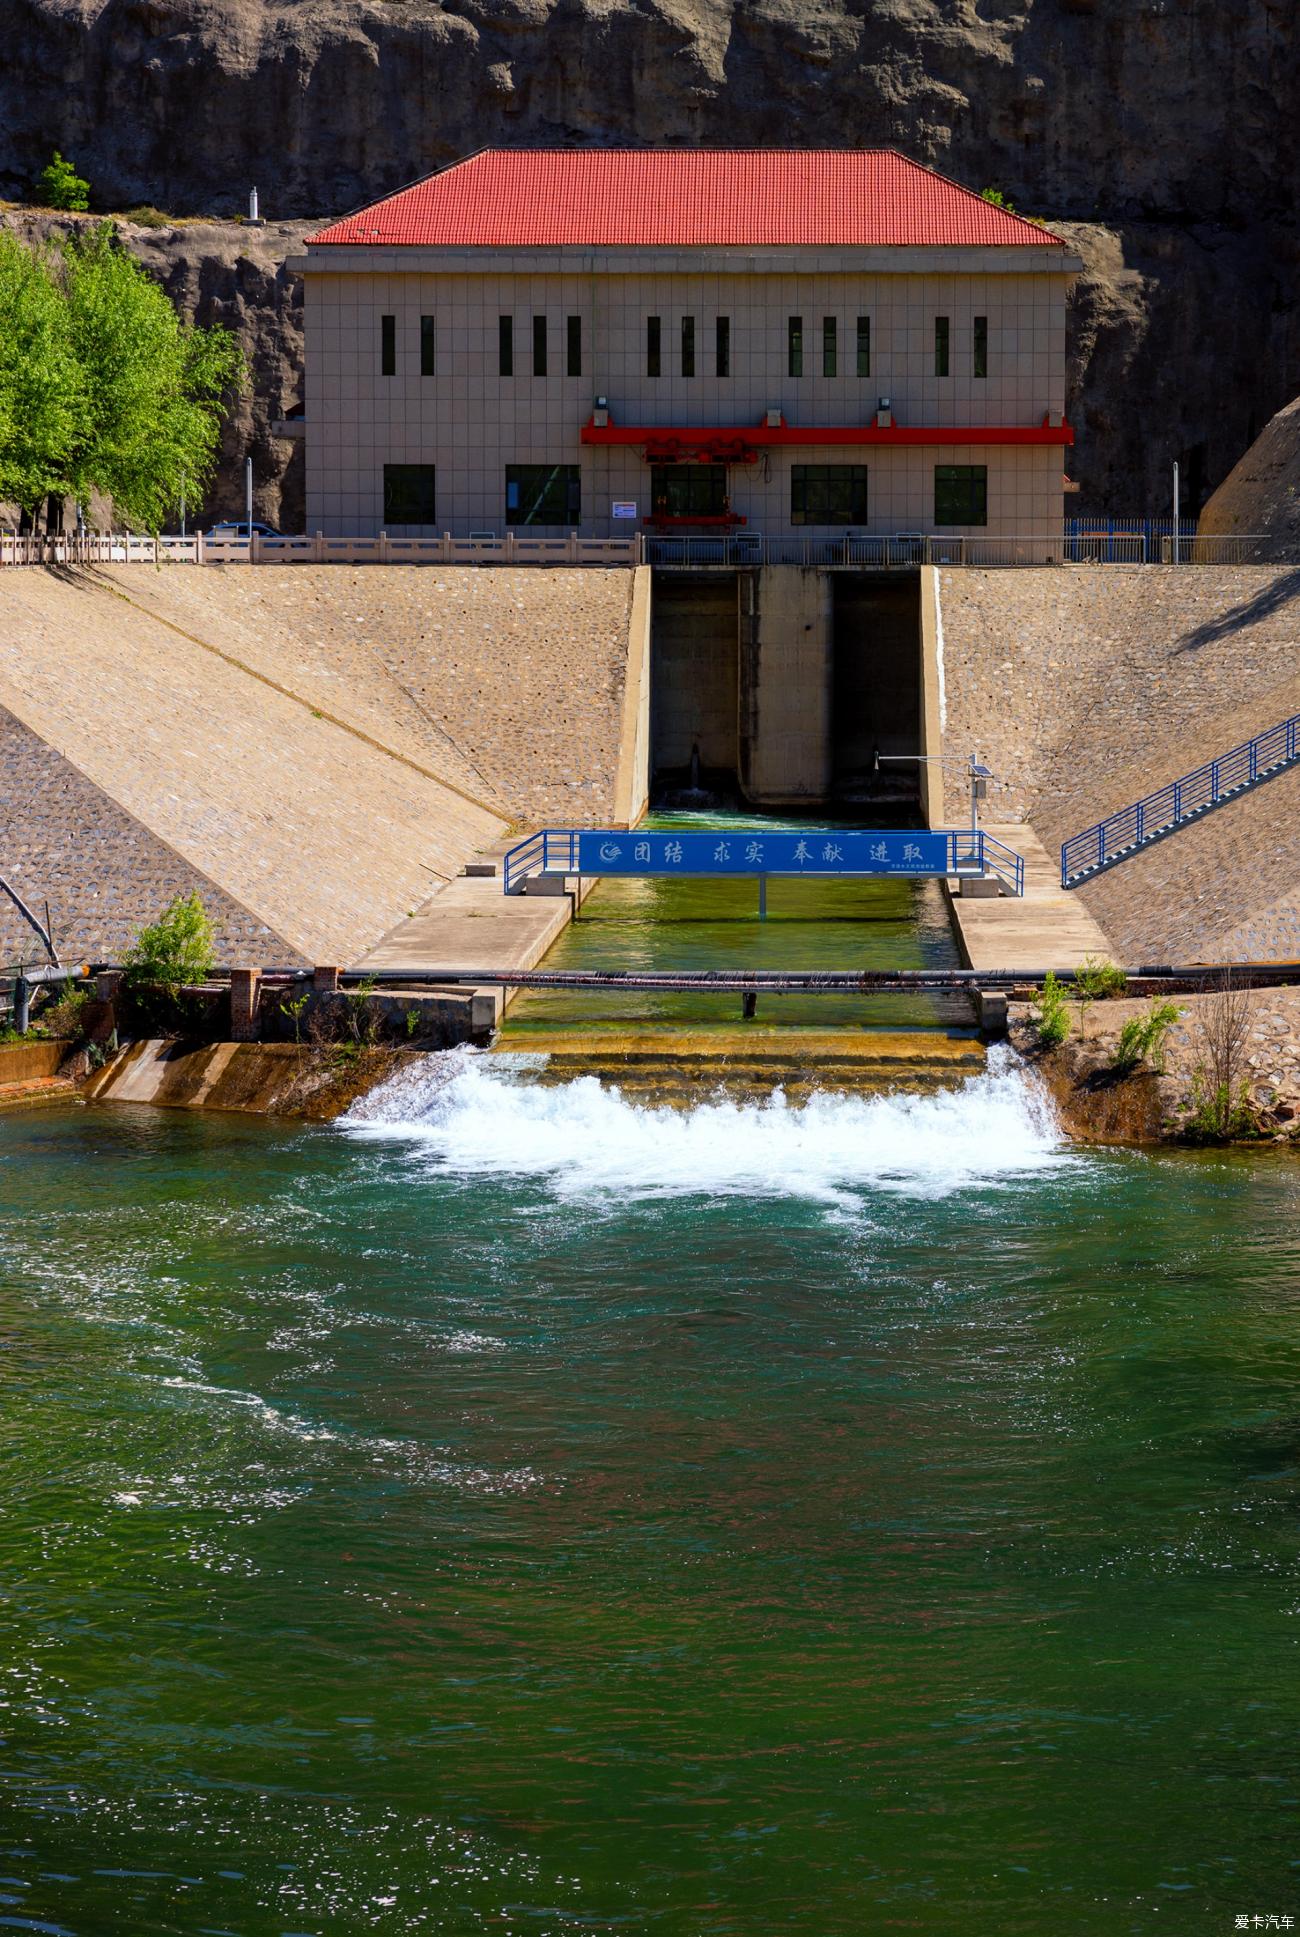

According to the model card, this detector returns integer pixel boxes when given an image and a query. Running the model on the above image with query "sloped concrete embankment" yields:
[0,563,647,970]
[82,1039,416,1120]
[936,567,1300,964]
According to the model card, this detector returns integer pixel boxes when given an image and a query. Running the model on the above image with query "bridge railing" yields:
[1062,712,1300,886]
[6,528,1294,572]
[504,826,1025,895]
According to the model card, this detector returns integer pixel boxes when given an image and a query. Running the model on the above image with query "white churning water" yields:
[341,1046,1073,1205]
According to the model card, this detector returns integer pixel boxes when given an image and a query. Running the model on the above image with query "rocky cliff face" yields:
[6,0,1295,225]
[4,0,1296,520]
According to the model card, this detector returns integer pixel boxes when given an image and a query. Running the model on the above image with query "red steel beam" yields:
[582,412,1074,448]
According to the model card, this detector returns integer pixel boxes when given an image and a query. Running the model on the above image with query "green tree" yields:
[37,152,90,212]
[122,892,216,991]
[0,234,86,512]
[61,224,245,528]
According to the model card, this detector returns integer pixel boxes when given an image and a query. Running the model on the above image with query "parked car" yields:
[205,520,282,539]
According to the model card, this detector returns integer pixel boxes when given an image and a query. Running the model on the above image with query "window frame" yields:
[790,463,869,527]
[505,463,582,528]
[822,316,837,379]
[532,315,548,379]
[383,463,436,526]
[715,315,730,379]
[934,316,950,378]
[646,315,661,379]
[649,464,729,520]
[933,464,988,528]
[498,315,513,378]
[788,315,803,378]
[681,315,695,379]
[380,313,396,378]
[856,315,871,379]
[419,314,436,378]
[566,315,582,378]
[973,315,988,380]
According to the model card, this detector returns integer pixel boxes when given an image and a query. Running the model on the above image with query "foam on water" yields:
[342,1044,1073,1204]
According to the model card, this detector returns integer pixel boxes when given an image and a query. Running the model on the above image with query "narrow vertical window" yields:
[681,315,695,378]
[533,315,547,378]
[822,316,837,378]
[380,314,395,377]
[856,315,871,378]
[498,316,513,377]
[788,316,803,378]
[715,316,730,378]
[646,315,661,378]
[973,315,988,379]
[935,316,950,377]
[566,315,582,378]
[419,315,436,377]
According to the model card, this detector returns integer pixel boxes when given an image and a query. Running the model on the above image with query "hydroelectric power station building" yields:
[297,150,1080,551]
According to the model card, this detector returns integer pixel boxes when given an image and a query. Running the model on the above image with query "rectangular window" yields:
[791,464,868,526]
[566,315,582,378]
[934,464,987,527]
[649,464,728,520]
[715,316,730,378]
[498,316,513,377]
[419,314,436,377]
[822,317,837,378]
[533,315,548,378]
[856,315,871,378]
[383,463,435,525]
[647,315,661,378]
[973,315,988,379]
[788,315,803,378]
[935,316,950,377]
[505,463,581,527]
[681,315,695,378]
[380,314,395,377]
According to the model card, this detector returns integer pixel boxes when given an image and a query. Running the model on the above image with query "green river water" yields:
[1,842,1299,1936]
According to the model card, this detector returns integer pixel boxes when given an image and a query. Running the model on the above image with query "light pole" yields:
[875,750,994,831]
[1172,457,1180,565]
[244,456,254,549]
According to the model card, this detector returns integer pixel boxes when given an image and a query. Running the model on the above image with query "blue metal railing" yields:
[503,827,1025,896]
[1061,712,1300,887]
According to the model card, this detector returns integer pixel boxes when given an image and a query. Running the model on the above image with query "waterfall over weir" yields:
[342,1046,1069,1204]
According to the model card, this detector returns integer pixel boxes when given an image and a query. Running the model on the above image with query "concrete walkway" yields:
[358,843,594,1025]
[947,823,1115,971]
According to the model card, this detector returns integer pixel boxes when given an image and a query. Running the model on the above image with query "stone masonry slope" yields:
[0,704,303,967]
[937,566,1300,962]
[1074,765,1300,968]
[102,564,638,830]
[0,568,509,966]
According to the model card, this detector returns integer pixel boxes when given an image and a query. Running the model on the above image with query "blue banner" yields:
[574,829,954,877]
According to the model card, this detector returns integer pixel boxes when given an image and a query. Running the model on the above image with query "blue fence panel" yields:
[574,828,953,878]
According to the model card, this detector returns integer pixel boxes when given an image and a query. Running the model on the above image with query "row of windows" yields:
[382,462,989,527]
[376,313,991,379]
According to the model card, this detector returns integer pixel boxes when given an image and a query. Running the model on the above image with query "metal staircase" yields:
[1061,711,1300,887]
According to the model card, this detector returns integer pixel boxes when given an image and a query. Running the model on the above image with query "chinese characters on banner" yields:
[575,830,952,876]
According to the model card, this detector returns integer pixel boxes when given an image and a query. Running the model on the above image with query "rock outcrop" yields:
[4,0,1294,227]
[1198,395,1300,558]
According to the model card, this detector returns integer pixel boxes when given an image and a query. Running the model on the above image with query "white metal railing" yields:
[0,530,1291,570]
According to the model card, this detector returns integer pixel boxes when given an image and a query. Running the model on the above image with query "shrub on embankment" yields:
[1013,978,1300,1146]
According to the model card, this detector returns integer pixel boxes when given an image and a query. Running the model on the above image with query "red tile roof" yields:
[308,150,1065,250]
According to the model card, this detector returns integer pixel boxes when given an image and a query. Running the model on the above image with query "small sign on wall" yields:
[611,500,638,520]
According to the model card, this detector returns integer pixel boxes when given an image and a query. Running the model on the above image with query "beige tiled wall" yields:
[304,260,1069,540]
